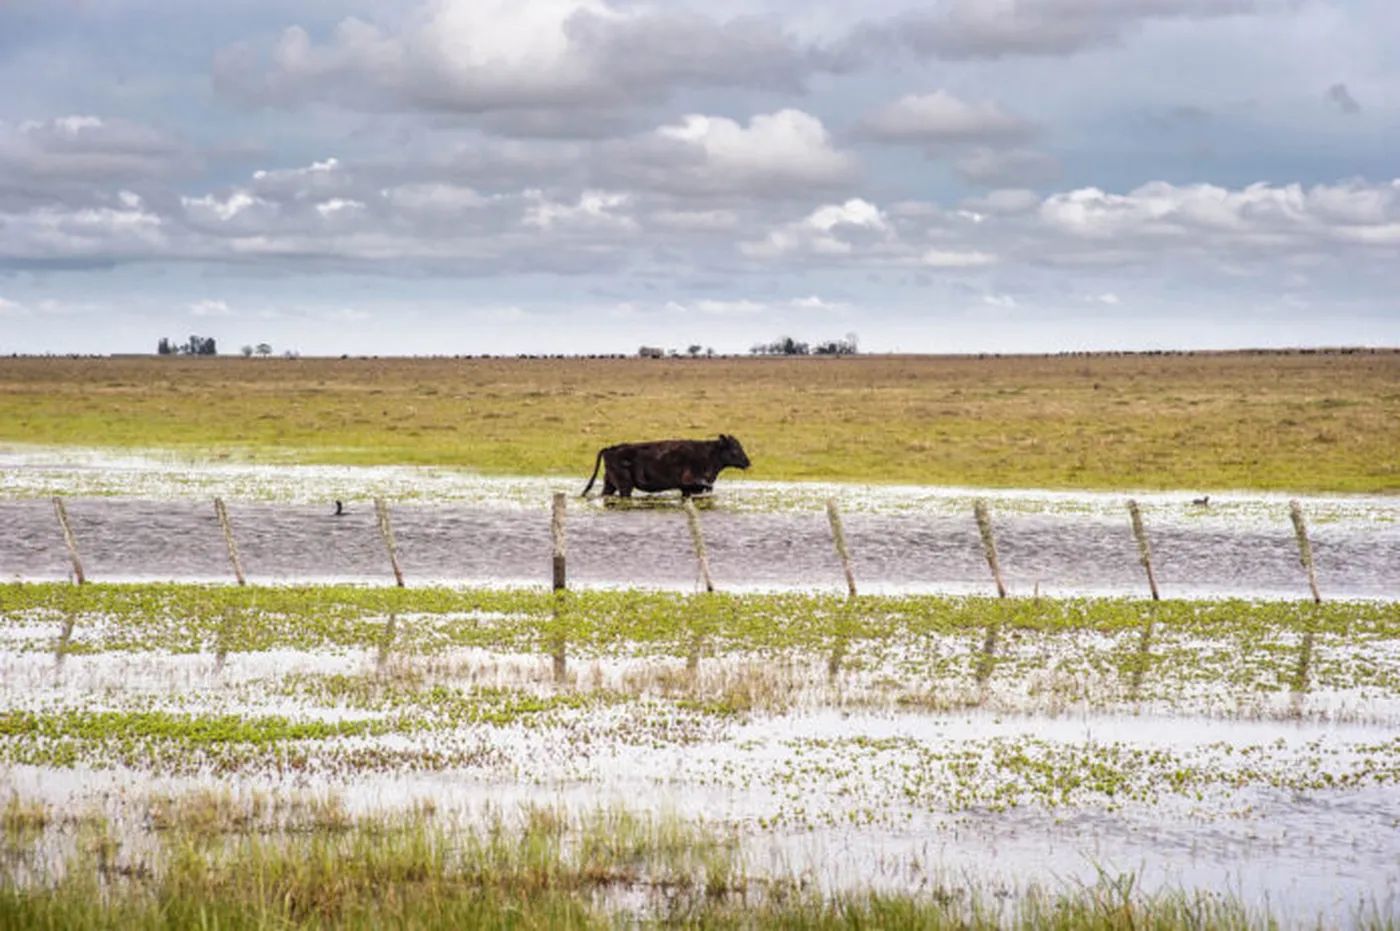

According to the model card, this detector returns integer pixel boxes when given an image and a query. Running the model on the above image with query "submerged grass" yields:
[3,351,1398,492]
[5,582,1397,656]
[0,794,1370,930]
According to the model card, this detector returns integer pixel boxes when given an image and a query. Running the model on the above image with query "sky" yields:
[0,0,1397,357]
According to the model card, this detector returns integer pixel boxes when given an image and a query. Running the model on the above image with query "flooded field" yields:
[3,447,1400,926]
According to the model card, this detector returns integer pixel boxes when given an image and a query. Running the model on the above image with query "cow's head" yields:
[716,434,751,470]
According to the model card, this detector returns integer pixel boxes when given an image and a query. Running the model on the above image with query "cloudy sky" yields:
[1,0,1396,356]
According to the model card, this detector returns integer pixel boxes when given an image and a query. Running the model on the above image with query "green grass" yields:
[3,350,1398,492]
[6,582,1397,652]
[0,794,1370,930]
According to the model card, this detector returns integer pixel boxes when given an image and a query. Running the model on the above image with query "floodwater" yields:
[4,448,1400,925]
[2,495,1398,599]
[3,639,1400,926]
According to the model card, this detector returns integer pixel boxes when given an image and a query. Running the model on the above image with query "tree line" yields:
[750,333,859,356]
[157,335,217,356]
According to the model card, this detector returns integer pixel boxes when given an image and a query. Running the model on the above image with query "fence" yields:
[37,492,1330,602]
[32,493,1338,691]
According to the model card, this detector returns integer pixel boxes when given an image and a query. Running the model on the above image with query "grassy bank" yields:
[3,350,1397,492]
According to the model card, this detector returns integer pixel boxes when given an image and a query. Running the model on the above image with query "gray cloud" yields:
[951,148,1062,187]
[859,91,1038,146]
[1327,82,1361,114]
[0,116,192,183]
[212,1,819,134]
[844,0,1261,61]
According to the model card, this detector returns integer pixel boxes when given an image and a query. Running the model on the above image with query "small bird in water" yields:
[1191,495,1210,507]
[334,500,345,516]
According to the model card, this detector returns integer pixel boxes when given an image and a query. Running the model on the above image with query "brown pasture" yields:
[1,350,1396,492]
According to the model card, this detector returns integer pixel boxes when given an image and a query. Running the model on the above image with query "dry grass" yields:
[2,349,1397,491]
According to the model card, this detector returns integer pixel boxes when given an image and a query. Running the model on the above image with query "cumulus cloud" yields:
[646,110,855,195]
[737,178,1400,274]
[213,0,815,130]
[523,189,636,231]
[740,198,895,258]
[3,135,1398,295]
[846,0,1262,61]
[860,91,1037,145]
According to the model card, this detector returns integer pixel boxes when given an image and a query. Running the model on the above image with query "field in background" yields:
[2,349,1398,493]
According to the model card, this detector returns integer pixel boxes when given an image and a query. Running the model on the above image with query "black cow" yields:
[581,434,751,499]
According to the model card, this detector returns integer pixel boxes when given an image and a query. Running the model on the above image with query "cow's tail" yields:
[580,447,606,498]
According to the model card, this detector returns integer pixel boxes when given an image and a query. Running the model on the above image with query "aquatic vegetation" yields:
[3,580,1400,925]
[0,790,1380,930]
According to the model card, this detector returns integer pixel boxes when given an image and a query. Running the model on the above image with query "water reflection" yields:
[2,497,1397,599]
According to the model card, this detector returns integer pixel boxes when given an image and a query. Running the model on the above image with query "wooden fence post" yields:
[1289,499,1321,604]
[683,499,714,593]
[52,496,85,586]
[973,500,1007,599]
[551,492,567,592]
[1126,500,1160,601]
[51,497,84,668]
[214,497,247,586]
[549,492,569,681]
[375,498,405,588]
[826,498,857,599]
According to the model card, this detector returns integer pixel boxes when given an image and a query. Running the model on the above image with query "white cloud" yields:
[741,198,893,258]
[190,299,231,316]
[660,295,852,317]
[1038,180,1400,248]
[523,189,635,230]
[653,109,855,193]
[861,91,1036,145]
[924,248,998,267]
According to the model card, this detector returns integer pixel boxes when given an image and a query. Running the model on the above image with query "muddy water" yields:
[2,496,1397,599]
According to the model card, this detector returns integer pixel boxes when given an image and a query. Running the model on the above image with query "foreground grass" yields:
[2,350,1397,492]
[0,794,1366,930]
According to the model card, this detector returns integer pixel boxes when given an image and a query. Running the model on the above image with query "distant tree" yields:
[256,343,272,357]
[179,334,217,356]
[705,347,715,357]
[687,344,702,357]
[764,336,808,356]
[157,337,174,355]
[240,345,254,358]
